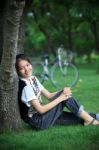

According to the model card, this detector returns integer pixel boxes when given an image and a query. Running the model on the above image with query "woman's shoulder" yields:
[19,79,26,89]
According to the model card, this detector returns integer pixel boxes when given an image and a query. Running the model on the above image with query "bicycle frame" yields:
[33,47,79,88]
[57,47,67,74]
[42,56,51,80]
[40,49,68,80]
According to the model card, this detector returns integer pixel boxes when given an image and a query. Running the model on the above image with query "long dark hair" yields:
[15,54,32,76]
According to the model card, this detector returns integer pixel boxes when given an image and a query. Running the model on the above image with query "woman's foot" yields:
[84,118,99,126]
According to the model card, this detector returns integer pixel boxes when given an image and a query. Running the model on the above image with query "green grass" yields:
[0,62,99,150]
[0,126,99,150]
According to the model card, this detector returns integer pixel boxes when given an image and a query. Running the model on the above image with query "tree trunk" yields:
[33,10,56,56]
[67,14,72,51]
[17,0,32,54]
[0,0,25,132]
[17,15,25,54]
[38,24,56,57]
[0,1,4,63]
[90,21,99,53]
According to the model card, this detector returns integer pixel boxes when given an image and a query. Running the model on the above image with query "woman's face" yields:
[18,59,33,78]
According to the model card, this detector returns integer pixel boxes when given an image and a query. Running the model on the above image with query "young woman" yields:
[15,54,99,130]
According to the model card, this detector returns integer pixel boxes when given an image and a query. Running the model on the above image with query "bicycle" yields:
[32,48,79,89]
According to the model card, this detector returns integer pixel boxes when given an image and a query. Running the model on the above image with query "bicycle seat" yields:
[42,54,49,60]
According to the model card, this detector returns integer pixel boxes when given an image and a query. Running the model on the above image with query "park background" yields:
[0,0,99,150]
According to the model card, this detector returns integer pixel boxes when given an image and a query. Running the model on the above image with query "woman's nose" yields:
[25,66,29,71]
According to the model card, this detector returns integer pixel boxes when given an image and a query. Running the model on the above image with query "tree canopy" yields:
[24,0,99,59]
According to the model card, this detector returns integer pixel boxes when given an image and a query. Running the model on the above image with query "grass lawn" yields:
[0,62,99,150]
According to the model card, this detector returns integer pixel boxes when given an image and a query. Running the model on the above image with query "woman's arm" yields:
[41,87,72,100]
[41,88,57,99]
[31,90,69,114]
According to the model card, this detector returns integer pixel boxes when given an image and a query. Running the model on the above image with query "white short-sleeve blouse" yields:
[21,76,44,107]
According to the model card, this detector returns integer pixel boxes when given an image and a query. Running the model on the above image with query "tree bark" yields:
[17,0,32,54]
[0,1,4,63]
[17,14,25,54]
[0,0,25,132]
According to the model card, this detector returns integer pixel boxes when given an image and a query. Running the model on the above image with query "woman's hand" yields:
[59,87,72,101]
[63,87,72,96]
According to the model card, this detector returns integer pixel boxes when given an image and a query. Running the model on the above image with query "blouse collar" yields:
[19,76,35,85]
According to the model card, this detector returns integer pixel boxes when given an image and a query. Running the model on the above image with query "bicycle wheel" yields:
[32,62,45,83]
[51,62,79,88]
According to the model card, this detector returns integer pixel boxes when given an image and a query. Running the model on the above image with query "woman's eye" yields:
[26,64,29,67]
[19,68,24,71]
[27,63,30,67]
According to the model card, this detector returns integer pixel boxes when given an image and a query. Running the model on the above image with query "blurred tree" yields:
[25,0,99,61]
[74,0,99,54]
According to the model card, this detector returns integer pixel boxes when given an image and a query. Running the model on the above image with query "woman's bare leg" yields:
[80,110,99,125]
